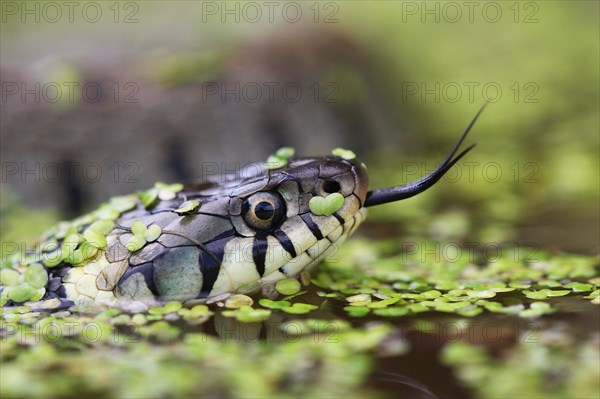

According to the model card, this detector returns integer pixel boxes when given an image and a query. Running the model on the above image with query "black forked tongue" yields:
[364,103,486,207]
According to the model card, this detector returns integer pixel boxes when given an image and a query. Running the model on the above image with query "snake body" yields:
[1,153,369,308]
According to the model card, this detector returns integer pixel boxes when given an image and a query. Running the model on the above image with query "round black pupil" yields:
[323,180,341,194]
[254,201,275,220]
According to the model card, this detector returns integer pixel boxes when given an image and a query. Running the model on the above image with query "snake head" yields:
[210,155,371,296]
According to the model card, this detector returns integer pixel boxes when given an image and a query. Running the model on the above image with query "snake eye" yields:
[242,192,287,231]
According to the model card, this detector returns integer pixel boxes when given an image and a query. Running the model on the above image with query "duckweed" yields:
[222,306,272,322]
[308,193,345,216]
[264,147,295,170]
[23,263,48,289]
[331,148,356,160]
[224,294,254,308]
[175,199,201,215]
[258,299,291,309]
[280,303,318,315]
[275,278,301,296]
[126,221,162,252]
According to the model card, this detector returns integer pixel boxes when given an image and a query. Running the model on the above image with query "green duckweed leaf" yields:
[546,289,570,297]
[456,306,483,317]
[157,183,183,200]
[466,289,497,299]
[144,224,162,242]
[175,200,201,215]
[421,290,442,299]
[42,249,64,267]
[65,242,97,265]
[7,284,35,303]
[367,297,400,308]
[343,306,370,317]
[84,228,107,249]
[89,220,115,235]
[188,305,212,318]
[163,301,183,313]
[346,294,371,303]
[222,306,271,322]
[126,235,146,252]
[148,306,168,316]
[331,148,356,160]
[138,188,159,208]
[518,301,556,318]
[563,282,593,292]
[131,220,147,236]
[509,281,532,289]
[583,290,599,299]
[275,147,295,159]
[156,182,184,193]
[264,155,288,170]
[276,278,301,296]
[258,299,291,309]
[373,306,409,317]
[225,294,254,308]
[108,196,137,213]
[0,268,20,286]
[523,289,569,299]
[523,290,550,299]
[24,264,48,289]
[280,303,318,315]
[95,207,120,220]
[538,280,562,288]
[407,303,429,313]
[490,287,516,293]
[498,304,526,314]
[309,193,345,216]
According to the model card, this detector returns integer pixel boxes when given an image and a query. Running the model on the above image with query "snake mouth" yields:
[363,104,487,207]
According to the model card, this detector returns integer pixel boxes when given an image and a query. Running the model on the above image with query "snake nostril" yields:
[323,180,341,194]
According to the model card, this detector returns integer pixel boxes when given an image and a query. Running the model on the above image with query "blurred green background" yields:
[1,1,597,256]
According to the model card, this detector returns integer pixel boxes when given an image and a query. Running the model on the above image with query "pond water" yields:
[2,229,598,399]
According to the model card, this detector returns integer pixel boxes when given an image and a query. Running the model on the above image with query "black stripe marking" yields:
[273,230,297,258]
[333,212,345,225]
[300,213,323,240]
[46,266,71,299]
[55,285,67,299]
[252,233,269,277]
[197,236,232,298]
